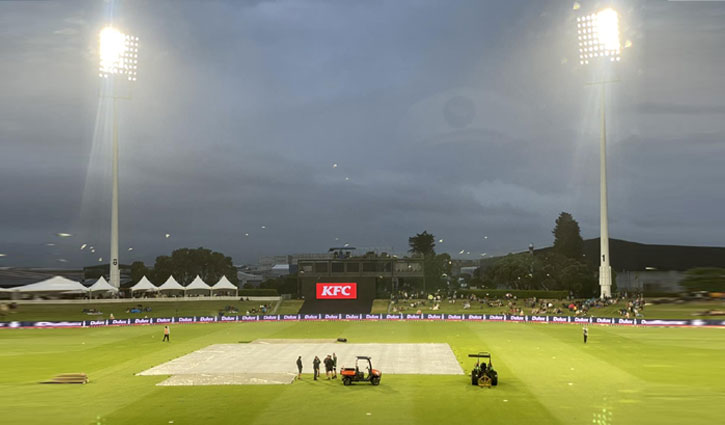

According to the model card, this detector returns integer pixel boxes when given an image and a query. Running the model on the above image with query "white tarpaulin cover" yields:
[89,276,118,293]
[185,275,211,291]
[138,343,464,378]
[211,276,237,291]
[12,275,88,293]
[130,276,158,292]
[157,275,185,292]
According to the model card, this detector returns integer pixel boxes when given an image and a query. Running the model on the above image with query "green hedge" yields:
[641,290,681,298]
[460,289,568,299]
[238,289,278,296]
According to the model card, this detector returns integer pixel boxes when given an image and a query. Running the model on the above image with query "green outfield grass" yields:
[0,300,304,322]
[0,320,723,425]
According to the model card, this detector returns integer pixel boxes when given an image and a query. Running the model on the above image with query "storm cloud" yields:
[1,0,724,267]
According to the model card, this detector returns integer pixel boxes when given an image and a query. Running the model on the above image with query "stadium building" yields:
[297,255,424,314]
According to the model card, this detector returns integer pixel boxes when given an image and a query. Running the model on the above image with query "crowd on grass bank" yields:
[244,304,272,315]
[0,302,18,317]
[0,301,273,321]
[389,290,648,318]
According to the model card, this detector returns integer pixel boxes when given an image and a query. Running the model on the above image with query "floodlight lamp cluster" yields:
[576,8,621,66]
[99,27,139,81]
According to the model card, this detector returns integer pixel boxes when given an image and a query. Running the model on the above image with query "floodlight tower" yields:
[98,26,139,289]
[576,9,621,299]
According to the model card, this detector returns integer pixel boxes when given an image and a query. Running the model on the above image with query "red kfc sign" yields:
[316,283,357,299]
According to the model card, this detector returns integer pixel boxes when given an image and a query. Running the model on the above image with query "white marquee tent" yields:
[88,276,118,294]
[211,275,238,295]
[11,275,88,294]
[130,276,158,294]
[185,275,212,294]
[157,276,185,294]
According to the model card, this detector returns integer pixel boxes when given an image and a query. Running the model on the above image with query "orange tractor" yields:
[340,356,382,386]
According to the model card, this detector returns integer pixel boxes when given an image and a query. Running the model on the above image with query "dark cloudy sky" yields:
[1,0,724,268]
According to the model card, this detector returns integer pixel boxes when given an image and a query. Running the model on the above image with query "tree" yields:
[552,212,584,260]
[151,247,238,286]
[469,267,487,288]
[408,231,436,257]
[484,254,536,289]
[680,268,725,292]
[559,262,597,296]
[260,274,298,296]
[424,253,452,291]
[474,213,600,296]
[481,250,598,295]
[538,252,597,296]
[130,261,150,284]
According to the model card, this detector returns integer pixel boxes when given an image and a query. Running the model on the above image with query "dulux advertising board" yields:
[4,314,725,329]
[219,316,238,322]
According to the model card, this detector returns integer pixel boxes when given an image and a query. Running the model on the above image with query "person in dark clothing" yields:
[583,326,588,344]
[324,355,333,379]
[296,356,303,380]
[332,353,338,379]
[313,356,321,380]
[162,325,170,342]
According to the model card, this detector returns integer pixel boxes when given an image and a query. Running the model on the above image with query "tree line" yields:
[125,217,725,296]
[407,213,603,297]
[129,247,239,287]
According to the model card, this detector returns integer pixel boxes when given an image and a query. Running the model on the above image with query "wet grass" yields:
[0,320,722,425]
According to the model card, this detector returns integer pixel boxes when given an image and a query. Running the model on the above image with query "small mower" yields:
[340,356,382,386]
[468,352,498,387]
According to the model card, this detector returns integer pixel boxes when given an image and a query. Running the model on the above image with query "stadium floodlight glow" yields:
[99,26,139,81]
[574,8,625,299]
[97,26,140,290]
[577,8,621,65]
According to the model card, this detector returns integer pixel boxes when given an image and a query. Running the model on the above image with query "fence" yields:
[1,313,723,329]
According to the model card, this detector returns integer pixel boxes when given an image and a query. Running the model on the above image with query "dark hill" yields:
[481,239,725,272]
[580,238,725,272]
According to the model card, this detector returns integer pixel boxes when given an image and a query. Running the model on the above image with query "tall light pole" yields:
[576,9,621,299]
[99,27,139,289]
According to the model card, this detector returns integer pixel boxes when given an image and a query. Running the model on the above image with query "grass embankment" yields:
[371,299,725,319]
[0,321,723,425]
[2,298,722,322]
[1,300,304,322]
